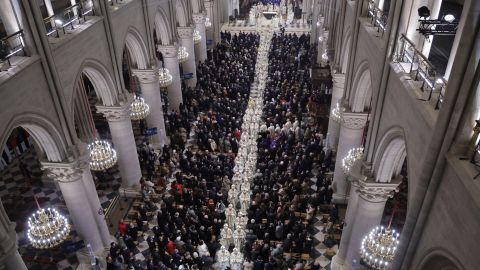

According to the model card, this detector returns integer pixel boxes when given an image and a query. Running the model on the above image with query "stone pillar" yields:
[178,26,197,88]
[97,95,142,191]
[332,111,368,204]
[4,250,28,270]
[42,158,106,252]
[158,45,183,110]
[0,0,20,35]
[0,198,27,270]
[205,0,221,45]
[44,0,54,16]
[343,181,398,269]
[80,166,113,247]
[310,0,321,44]
[331,179,361,270]
[193,13,208,63]
[132,68,168,147]
[327,73,346,150]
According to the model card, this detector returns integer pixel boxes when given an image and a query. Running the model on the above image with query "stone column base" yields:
[119,186,141,198]
[332,193,349,204]
[331,255,353,270]
[76,247,107,269]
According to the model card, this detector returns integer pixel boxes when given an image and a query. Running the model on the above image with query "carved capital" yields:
[356,180,399,203]
[340,111,368,129]
[177,26,194,39]
[41,154,89,183]
[132,68,159,84]
[96,93,134,122]
[158,45,178,58]
[193,13,205,24]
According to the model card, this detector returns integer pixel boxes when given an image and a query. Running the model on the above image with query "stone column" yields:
[331,179,361,270]
[178,26,197,88]
[158,45,183,110]
[332,111,368,204]
[310,0,321,44]
[205,0,221,45]
[326,73,346,150]
[193,13,208,63]
[42,159,106,252]
[132,68,168,147]
[44,0,54,16]
[343,181,398,269]
[4,250,28,270]
[0,197,27,270]
[0,0,20,35]
[97,95,142,192]
[80,165,114,247]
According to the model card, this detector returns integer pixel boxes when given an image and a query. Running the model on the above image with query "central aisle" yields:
[216,29,274,269]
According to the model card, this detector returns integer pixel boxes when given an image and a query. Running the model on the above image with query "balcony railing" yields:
[367,0,388,35]
[0,30,26,66]
[394,34,446,110]
[43,0,95,38]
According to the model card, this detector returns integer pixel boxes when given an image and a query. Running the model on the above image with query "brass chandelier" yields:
[27,207,70,249]
[360,226,400,269]
[130,94,150,121]
[88,139,118,171]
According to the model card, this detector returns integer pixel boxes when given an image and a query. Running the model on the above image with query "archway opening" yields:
[381,158,408,232]
[73,71,122,218]
[0,127,79,269]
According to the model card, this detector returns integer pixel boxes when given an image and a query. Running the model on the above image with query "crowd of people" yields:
[107,32,260,270]
[106,28,338,270]
[241,32,335,269]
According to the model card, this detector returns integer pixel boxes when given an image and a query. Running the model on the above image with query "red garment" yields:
[175,183,184,196]
[233,130,241,140]
[118,221,127,235]
[166,240,175,255]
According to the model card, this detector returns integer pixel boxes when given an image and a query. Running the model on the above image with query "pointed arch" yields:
[373,127,407,183]
[176,0,189,27]
[341,28,352,74]
[124,27,149,70]
[350,61,373,113]
[155,7,174,45]
[418,248,465,270]
[0,113,68,162]
[74,59,118,106]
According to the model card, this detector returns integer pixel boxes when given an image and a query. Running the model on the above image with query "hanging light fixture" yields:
[130,94,150,120]
[177,46,189,63]
[342,147,364,174]
[193,29,202,44]
[27,207,70,249]
[88,139,118,171]
[360,226,400,269]
[205,17,212,28]
[159,67,173,88]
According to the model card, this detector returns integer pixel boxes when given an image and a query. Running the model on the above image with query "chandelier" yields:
[130,94,150,120]
[159,67,173,88]
[27,207,70,249]
[331,103,342,122]
[342,147,364,174]
[360,226,400,269]
[177,46,189,63]
[205,17,212,28]
[88,139,118,171]
[193,29,202,44]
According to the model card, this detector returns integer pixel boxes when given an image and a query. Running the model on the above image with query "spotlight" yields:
[444,14,455,23]
[55,19,63,25]
[418,6,430,18]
